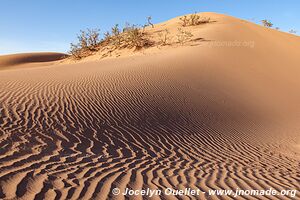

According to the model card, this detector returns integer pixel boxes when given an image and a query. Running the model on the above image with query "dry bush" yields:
[122,22,131,32]
[261,20,273,27]
[158,29,171,45]
[289,29,297,34]
[180,14,210,26]
[123,26,152,49]
[176,28,193,44]
[69,43,83,59]
[112,24,121,36]
[147,16,154,28]
[106,23,152,50]
[142,16,154,31]
[69,29,100,59]
[180,16,189,27]
[104,31,111,41]
[124,28,144,48]
[86,29,100,50]
[110,24,122,47]
[70,22,154,59]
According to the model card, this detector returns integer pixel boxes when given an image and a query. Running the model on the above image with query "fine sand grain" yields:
[0,13,299,200]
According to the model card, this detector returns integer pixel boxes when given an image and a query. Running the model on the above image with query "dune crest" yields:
[0,13,299,199]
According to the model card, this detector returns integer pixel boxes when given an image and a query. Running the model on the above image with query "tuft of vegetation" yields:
[147,16,154,28]
[179,14,210,27]
[123,26,151,49]
[289,29,297,34]
[69,21,154,59]
[108,23,152,49]
[69,29,100,59]
[110,24,122,47]
[158,29,171,45]
[261,19,273,28]
[176,28,193,45]
[69,15,202,60]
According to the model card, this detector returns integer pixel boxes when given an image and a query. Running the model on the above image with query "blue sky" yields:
[0,0,299,55]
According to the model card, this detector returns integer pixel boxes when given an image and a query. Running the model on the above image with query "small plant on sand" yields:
[180,14,210,27]
[147,16,154,28]
[123,22,134,32]
[111,24,121,36]
[176,28,193,45]
[86,29,100,50]
[289,29,297,34]
[69,20,154,59]
[261,19,273,28]
[104,31,111,41]
[189,14,210,25]
[179,15,189,27]
[69,43,84,59]
[110,24,122,47]
[105,23,152,50]
[69,28,100,59]
[123,26,151,49]
[158,29,171,45]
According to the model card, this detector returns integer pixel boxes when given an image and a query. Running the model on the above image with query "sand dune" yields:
[0,13,299,200]
[0,52,66,69]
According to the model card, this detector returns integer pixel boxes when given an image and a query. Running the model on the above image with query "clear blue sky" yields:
[0,0,299,55]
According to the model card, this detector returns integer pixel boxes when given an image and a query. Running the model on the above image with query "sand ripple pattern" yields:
[0,56,299,200]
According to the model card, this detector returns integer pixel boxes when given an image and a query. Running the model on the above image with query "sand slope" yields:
[0,13,299,200]
[0,52,66,69]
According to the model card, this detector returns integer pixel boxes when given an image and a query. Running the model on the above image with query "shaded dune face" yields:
[0,52,67,68]
[0,13,300,200]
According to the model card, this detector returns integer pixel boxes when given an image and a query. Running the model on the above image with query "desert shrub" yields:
[147,16,154,28]
[261,20,273,27]
[289,29,297,34]
[180,14,210,26]
[122,22,131,32]
[176,28,193,44]
[158,29,171,45]
[104,23,152,50]
[70,21,154,59]
[179,16,189,27]
[69,43,83,59]
[104,31,111,40]
[111,24,121,36]
[110,24,123,47]
[69,29,100,59]
[123,27,151,49]
[87,29,100,50]
[78,29,100,51]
